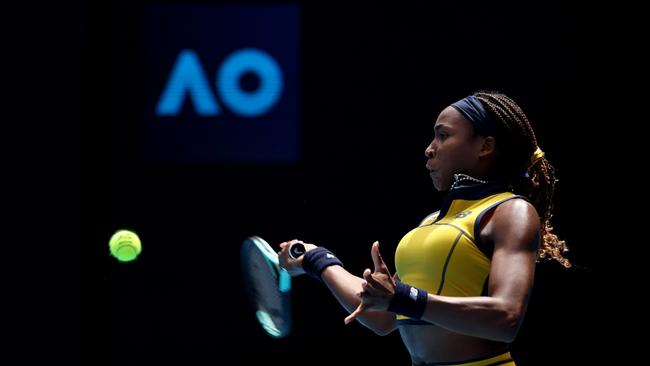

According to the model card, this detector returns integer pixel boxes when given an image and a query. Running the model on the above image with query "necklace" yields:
[450,173,489,190]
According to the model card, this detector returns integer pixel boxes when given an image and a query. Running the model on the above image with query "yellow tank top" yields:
[394,182,526,322]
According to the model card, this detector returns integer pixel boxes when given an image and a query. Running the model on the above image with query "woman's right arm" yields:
[321,265,397,335]
[278,240,397,336]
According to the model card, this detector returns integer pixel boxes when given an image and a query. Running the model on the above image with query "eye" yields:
[437,131,448,140]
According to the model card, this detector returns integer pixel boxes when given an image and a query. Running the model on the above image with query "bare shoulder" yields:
[490,198,541,251]
[493,198,540,225]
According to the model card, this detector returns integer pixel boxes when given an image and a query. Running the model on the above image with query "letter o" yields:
[217,48,284,117]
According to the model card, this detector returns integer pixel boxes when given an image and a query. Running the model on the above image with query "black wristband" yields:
[387,281,428,319]
[301,247,343,281]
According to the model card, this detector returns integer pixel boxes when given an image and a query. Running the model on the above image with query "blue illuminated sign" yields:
[143,5,300,163]
[156,48,284,117]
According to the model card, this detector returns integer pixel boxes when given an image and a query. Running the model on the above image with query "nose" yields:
[424,142,435,159]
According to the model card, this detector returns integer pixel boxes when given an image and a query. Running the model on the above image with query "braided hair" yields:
[473,91,571,268]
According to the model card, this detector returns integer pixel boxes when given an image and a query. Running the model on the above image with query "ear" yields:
[478,136,496,158]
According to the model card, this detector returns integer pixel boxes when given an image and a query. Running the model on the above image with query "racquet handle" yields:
[289,242,306,260]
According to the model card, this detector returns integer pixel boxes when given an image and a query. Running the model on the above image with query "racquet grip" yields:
[289,242,306,260]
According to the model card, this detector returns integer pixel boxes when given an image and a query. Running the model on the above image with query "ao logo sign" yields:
[156,48,284,117]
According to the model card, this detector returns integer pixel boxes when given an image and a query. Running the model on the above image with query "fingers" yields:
[344,302,367,325]
[363,268,381,289]
[279,239,300,250]
[277,240,296,262]
[371,241,389,273]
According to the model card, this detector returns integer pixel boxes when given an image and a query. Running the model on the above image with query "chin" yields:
[431,178,443,192]
[432,179,452,192]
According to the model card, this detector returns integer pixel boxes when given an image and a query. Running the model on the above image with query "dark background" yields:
[8,0,617,364]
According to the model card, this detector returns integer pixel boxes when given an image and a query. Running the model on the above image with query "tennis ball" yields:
[109,230,142,262]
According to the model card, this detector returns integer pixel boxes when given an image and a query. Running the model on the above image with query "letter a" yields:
[155,50,220,116]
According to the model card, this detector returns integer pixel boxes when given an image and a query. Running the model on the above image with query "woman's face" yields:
[424,106,487,191]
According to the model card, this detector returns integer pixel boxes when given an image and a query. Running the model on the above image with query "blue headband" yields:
[450,96,497,136]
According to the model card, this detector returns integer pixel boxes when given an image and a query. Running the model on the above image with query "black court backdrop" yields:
[70,1,614,365]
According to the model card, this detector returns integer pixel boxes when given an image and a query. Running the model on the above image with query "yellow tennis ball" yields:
[109,230,142,262]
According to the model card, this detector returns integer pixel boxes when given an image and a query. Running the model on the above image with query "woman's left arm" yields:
[419,199,540,342]
[345,199,540,343]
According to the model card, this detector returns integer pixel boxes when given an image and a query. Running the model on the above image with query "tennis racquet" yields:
[240,236,305,338]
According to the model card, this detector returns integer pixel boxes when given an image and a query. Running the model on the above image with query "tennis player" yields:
[278,91,571,366]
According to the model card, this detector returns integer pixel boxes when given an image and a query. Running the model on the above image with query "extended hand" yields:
[277,239,317,277]
[344,241,397,324]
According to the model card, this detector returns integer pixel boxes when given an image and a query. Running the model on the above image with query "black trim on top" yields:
[436,231,463,295]
[472,195,529,260]
[413,350,511,366]
[485,359,514,366]
[432,222,471,239]
[434,182,508,224]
